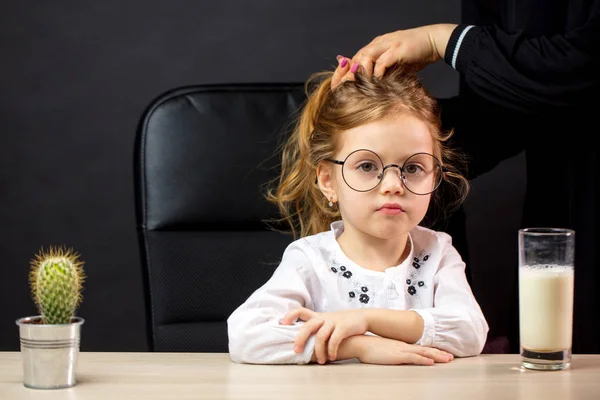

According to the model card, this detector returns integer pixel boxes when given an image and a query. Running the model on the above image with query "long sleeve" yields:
[444,12,600,113]
[227,244,318,364]
[412,235,489,357]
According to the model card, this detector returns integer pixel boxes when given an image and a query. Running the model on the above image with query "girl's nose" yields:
[379,167,405,194]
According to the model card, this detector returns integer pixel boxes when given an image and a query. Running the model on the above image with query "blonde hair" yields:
[266,63,469,239]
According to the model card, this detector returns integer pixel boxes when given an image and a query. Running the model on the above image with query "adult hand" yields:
[280,307,368,364]
[357,335,454,365]
[331,23,457,89]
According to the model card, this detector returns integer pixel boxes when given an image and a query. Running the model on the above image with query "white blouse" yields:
[227,221,489,364]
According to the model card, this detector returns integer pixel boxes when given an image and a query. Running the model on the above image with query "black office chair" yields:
[134,83,306,351]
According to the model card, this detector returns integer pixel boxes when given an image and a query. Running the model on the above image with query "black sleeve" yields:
[439,96,527,180]
[444,14,600,113]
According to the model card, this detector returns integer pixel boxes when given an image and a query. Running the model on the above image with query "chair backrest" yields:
[134,83,306,351]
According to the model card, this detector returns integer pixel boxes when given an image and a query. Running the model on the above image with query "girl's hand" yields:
[280,307,368,364]
[357,336,454,365]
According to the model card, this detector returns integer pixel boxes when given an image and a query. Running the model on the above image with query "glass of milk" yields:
[518,228,575,371]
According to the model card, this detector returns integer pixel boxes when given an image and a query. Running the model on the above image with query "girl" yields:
[227,62,489,365]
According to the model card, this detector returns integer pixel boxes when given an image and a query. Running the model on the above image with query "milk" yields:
[519,266,574,351]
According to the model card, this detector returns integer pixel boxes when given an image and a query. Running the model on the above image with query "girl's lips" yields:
[377,204,405,215]
[378,207,404,215]
[378,203,404,211]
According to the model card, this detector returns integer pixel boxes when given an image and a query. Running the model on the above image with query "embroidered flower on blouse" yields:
[406,251,430,297]
[329,260,373,305]
[349,284,371,303]
[331,265,353,278]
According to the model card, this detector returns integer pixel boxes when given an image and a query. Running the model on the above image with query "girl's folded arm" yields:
[227,245,317,364]
[412,237,489,357]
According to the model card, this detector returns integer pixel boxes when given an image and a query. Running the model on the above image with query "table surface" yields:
[1,352,599,399]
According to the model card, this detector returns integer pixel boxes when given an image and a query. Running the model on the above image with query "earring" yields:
[328,197,334,207]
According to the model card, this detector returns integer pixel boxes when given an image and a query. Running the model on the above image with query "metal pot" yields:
[15,315,85,389]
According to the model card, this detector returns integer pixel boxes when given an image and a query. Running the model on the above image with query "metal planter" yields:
[15,315,85,389]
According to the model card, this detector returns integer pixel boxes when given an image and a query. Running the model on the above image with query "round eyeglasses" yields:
[326,149,445,195]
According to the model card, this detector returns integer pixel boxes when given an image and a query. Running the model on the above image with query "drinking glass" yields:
[518,228,575,371]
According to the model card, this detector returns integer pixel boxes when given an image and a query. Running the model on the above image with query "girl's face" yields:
[319,114,436,241]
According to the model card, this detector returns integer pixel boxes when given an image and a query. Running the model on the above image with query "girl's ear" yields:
[316,162,337,204]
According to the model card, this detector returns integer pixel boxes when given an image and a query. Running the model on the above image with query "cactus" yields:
[29,246,85,325]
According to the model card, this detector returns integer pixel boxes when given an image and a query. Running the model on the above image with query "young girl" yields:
[227,62,489,365]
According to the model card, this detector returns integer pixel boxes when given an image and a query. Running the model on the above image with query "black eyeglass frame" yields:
[325,149,448,195]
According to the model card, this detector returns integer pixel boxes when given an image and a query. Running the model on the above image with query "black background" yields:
[0,1,524,351]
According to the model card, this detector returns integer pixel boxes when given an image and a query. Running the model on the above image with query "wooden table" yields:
[1,352,599,399]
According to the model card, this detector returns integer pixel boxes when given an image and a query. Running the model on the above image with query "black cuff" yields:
[444,24,481,71]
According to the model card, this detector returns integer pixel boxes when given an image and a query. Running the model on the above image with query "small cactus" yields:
[29,246,85,325]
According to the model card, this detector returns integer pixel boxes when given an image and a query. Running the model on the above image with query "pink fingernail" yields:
[341,58,348,68]
[351,63,358,73]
